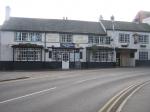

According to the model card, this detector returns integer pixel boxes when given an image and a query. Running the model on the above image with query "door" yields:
[120,52,130,67]
[62,53,69,69]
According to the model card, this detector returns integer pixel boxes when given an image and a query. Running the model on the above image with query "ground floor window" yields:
[14,48,42,61]
[139,51,148,60]
[89,50,113,62]
[50,48,80,62]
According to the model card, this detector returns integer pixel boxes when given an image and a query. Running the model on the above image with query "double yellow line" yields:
[98,80,150,112]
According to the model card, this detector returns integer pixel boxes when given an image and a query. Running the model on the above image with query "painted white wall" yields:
[1,31,14,61]
[107,30,150,60]
[45,33,89,62]
[0,31,45,61]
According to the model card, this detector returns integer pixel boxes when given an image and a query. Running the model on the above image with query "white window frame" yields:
[60,34,73,43]
[119,33,130,43]
[15,32,42,42]
[88,35,111,45]
[139,51,148,60]
[14,48,41,61]
[91,50,113,62]
[139,35,149,44]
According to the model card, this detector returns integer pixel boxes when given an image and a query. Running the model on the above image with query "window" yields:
[119,33,130,43]
[139,51,148,60]
[60,34,72,43]
[80,52,83,59]
[106,37,111,44]
[88,35,111,45]
[14,48,42,61]
[91,50,113,62]
[139,35,149,44]
[49,51,52,58]
[15,32,42,42]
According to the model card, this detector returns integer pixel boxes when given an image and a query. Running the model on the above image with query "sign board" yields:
[60,43,75,48]
[46,34,59,42]
[73,35,88,43]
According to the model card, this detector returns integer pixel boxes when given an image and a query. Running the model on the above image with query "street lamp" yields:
[111,15,116,63]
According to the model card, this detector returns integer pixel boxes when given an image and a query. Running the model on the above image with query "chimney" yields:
[99,15,103,21]
[5,6,11,21]
[111,15,115,21]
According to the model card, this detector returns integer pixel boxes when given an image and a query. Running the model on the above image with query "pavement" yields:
[0,70,81,82]
[0,68,150,112]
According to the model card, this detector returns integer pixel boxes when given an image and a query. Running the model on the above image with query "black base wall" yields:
[0,61,62,70]
[81,62,115,69]
[0,61,115,70]
[136,60,150,67]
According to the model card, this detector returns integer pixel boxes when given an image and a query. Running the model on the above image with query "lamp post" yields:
[111,15,116,63]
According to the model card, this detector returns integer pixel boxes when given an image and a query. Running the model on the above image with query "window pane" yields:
[139,51,148,60]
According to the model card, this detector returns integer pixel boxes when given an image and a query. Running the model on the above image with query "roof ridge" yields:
[101,19,149,25]
[10,17,100,23]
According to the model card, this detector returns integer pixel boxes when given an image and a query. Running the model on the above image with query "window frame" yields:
[60,34,73,43]
[15,32,42,42]
[88,35,111,45]
[139,51,148,60]
[119,33,130,43]
[139,35,149,44]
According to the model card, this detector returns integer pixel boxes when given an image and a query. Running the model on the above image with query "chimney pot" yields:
[5,6,11,21]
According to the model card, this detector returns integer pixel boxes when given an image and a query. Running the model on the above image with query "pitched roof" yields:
[1,17,106,35]
[101,20,150,32]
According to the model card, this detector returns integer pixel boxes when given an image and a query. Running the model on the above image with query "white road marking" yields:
[0,87,56,104]
[75,78,98,84]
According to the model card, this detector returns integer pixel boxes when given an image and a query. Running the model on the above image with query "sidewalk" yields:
[0,71,63,82]
[0,70,83,82]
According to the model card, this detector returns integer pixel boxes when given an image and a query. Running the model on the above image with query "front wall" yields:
[107,30,150,60]
[45,33,89,62]
[0,31,45,61]
[0,31,14,61]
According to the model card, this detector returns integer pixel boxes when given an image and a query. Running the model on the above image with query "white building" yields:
[0,17,150,70]
[101,20,150,67]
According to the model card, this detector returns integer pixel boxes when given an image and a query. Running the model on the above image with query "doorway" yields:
[62,53,69,69]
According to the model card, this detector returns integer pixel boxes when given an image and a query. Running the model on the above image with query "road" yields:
[0,68,150,112]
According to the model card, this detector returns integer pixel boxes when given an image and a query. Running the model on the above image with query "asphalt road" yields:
[122,81,150,112]
[0,68,150,112]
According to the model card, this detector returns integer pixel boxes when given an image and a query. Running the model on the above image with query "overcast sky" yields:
[0,0,150,25]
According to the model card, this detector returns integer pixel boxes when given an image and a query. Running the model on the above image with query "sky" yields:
[0,0,150,25]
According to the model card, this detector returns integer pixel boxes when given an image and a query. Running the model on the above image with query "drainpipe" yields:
[44,33,46,62]
[0,30,1,61]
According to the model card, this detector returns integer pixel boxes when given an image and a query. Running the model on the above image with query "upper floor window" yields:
[88,35,110,45]
[60,34,73,43]
[15,32,42,42]
[119,33,130,43]
[139,35,149,44]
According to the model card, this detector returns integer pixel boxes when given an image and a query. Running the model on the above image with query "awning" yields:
[86,46,113,50]
[115,48,137,52]
[11,43,43,48]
